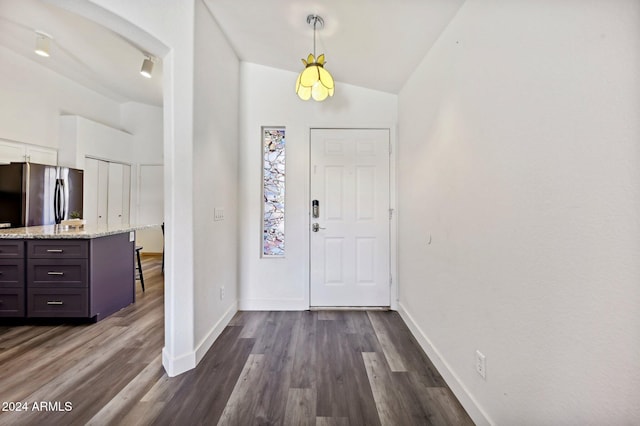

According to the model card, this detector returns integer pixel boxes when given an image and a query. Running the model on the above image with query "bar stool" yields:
[135,246,145,291]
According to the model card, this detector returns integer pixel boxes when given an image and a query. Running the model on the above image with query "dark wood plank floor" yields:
[0,255,474,425]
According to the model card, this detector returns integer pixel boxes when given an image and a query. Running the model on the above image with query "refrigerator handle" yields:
[60,179,66,221]
[54,179,61,224]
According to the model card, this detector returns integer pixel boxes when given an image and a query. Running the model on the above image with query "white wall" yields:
[0,44,121,149]
[238,62,397,310]
[121,102,164,253]
[136,165,164,253]
[85,0,198,376]
[193,0,240,359]
[121,102,163,164]
[85,0,240,377]
[397,0,640,424]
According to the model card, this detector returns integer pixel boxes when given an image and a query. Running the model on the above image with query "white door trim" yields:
[306,126,398,310]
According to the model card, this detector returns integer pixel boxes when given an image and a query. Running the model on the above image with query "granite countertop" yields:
[0,223,159,239]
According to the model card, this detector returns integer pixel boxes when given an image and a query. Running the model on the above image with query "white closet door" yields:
[84,158,109,226]
[97,160,109,226]
[107,162,124,226]
[83,158,99,224]
[121,164,131,225]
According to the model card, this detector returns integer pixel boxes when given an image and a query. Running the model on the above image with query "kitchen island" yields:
[0,224,155,321]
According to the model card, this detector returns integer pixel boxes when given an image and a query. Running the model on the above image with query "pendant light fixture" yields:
[295,15,334,101]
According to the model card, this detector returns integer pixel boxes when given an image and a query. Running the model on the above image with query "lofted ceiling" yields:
[204,0,466,94]
[0,0,465,107]
[0,0,163,106]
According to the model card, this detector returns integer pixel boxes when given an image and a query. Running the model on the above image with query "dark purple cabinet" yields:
[29,259,89,288]
[0,241,24,258]
[0,233,135,321]
[0,289,24,317]
[26,240,89,318]
[0,241,25,317]
[28,288,88,317]
[27,240,89,259]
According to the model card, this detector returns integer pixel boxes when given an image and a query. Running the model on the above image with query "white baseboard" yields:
[195,301,239,364]
[398,302,492,426]
[239,298,307,311]
[162,301,238,377]
[162,346,196,378]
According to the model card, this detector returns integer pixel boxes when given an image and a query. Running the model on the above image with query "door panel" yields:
[310,129,390,307]
[97,160,109,226]
[83,159,98,225]
[121,164,131,225]
[107,162,124,226]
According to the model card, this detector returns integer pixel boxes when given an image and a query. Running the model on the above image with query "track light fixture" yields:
[140,56,154,78]
[35,31,52,57]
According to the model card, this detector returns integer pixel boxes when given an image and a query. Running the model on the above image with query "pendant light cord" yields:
[313,18,317,58]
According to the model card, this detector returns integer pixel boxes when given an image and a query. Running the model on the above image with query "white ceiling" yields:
[204,0,465,94]
[0,0,465,107]
[0,0,163,106]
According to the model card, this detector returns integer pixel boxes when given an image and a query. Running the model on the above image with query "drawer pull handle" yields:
[47,272,64,276]
[47,301,64,305]
[46,249,64,253]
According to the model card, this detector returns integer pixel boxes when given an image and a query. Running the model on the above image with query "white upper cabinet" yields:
[0,140,24,164]
[0,139,57,166]
[25,145,58,165]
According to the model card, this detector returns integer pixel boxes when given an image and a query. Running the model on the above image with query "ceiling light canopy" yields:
[34,31,51,57]
[140,56,154,78]
[295,15,334,102]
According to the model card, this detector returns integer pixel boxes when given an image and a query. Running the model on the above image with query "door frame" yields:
[306,127,398,310]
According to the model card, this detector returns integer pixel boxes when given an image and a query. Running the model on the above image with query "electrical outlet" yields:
[220,286,225,300]
[476,350,486,379]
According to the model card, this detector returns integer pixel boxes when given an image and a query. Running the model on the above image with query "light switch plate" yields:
[214,208,224,221]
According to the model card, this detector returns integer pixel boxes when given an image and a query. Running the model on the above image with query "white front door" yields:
[310,128,391,307]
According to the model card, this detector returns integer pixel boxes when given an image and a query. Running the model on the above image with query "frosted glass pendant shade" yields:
[296,54,334,101]
[295,15,335,101]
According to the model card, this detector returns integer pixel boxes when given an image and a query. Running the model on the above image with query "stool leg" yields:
[136,249,145,292]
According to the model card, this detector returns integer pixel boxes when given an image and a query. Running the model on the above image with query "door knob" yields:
[312,223,326,232]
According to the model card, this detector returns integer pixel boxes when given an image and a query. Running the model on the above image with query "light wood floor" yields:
[0,255,473,425]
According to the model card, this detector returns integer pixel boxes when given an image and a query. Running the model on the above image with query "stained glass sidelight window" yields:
[262,127,286,257]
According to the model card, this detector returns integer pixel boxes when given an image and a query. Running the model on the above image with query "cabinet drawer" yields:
[27,240,88,259]
[27,288,88,317]
[0,241,24,258]
[0,259,24,287]
[28,259,87,288]
[0,288,25,317]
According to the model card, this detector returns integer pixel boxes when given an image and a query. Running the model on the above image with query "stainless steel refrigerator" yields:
[0,162,83,228]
